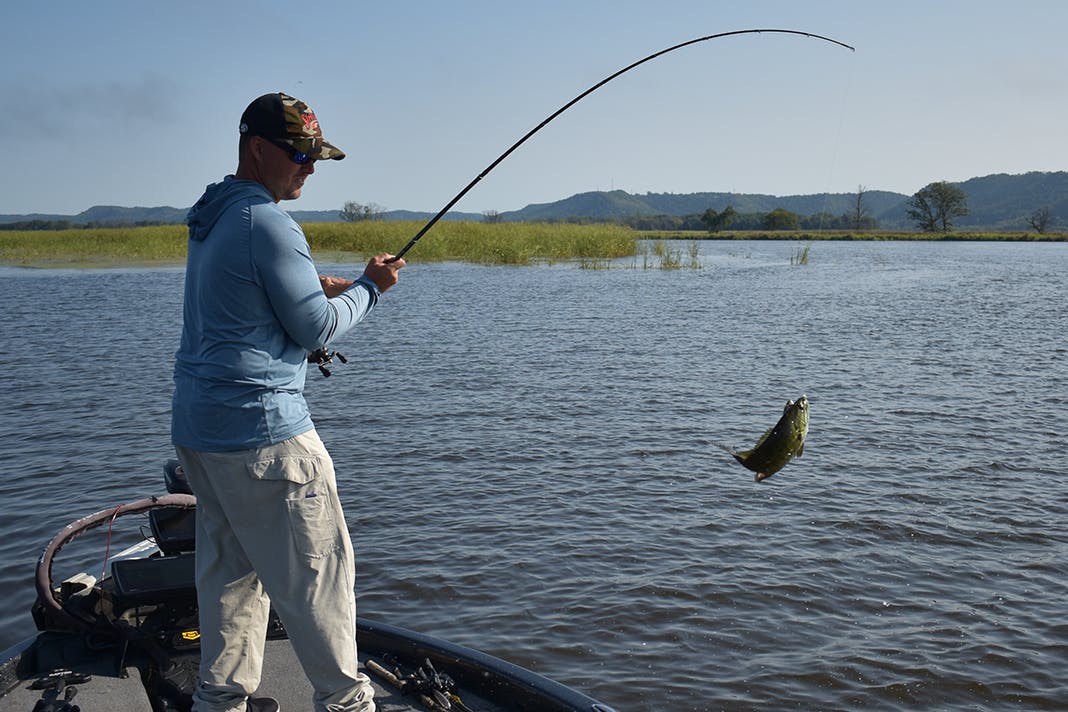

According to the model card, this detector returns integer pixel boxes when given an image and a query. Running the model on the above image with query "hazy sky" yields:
[3,1,1066,216]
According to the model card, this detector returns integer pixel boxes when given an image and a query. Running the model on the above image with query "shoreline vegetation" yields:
[0,222,1064,269]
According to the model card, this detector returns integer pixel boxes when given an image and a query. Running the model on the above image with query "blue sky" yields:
[3,1,1067,216]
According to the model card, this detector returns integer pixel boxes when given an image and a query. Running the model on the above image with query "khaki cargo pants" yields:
[176,430,375,712]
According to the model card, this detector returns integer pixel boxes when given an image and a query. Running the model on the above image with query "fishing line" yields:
[814,47,859,233]
[389,28,855,262]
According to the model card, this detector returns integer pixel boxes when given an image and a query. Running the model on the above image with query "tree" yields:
[851,184,870,230]
[1026,206,1053,234]
[700,205,736,233]
[482,210,502,224]
[800,212,839,229]
[762,207,800,231]
[339,201,385,222]
[906,182,968,232]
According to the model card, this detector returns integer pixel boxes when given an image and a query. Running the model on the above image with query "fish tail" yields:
[713,442,737,455]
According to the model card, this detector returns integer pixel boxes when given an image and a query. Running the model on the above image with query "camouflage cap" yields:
[239,92,345,161]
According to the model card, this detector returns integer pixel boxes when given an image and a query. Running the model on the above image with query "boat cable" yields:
[34,494,197,630]
[99,504,122,580]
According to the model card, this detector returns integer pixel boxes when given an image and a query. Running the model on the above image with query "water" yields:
[0,241,1065,710]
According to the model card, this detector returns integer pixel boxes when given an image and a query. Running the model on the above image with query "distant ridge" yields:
[0,205,484,227]
[3,171,1066,231]
[500,189,908,223]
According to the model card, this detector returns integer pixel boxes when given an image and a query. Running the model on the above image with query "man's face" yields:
[255,137,316,202]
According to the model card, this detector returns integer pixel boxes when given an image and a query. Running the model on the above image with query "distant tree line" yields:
[542,185,884,233]
[492,183,1050,234]
[0,219,74,231]
[0,219,170,230]
[549,183,1025,234]
[613,208,879,232]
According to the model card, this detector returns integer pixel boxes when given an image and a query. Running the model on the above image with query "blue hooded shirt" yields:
[172,176,379,451]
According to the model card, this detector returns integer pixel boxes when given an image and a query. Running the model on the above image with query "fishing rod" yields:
[312,29,853,375]
[388,28,854,262]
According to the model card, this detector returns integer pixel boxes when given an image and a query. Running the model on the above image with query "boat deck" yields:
[1,638,454,711]
[1,618,593,711]
[4,636,524,711]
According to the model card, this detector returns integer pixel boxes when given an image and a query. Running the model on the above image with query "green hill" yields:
[3,171,1066,231]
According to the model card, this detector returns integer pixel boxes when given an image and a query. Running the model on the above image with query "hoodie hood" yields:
[186,176,272,242]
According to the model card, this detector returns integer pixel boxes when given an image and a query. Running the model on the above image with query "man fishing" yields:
[172,92,402,712]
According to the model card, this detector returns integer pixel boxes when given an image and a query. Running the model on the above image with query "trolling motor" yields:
[309,347,348,377]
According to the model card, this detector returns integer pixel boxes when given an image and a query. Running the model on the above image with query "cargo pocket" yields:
[248,455,339,559]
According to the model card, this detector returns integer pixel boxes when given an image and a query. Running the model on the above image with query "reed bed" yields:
[791,241,813,265]
[304,221,638,265]
[5,223,1059,270]
[638,239,703,270]
[0,226,188,267]
[0,221,639,268]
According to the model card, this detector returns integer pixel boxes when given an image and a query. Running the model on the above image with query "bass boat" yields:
[0,461,616,712]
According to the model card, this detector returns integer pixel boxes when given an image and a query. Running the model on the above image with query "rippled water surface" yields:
[1,241,1065,711]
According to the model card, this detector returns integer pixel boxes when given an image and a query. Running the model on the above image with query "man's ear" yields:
[248,136,267,160]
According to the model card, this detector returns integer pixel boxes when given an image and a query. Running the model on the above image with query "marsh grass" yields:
[637,239,703,270]
[791,241,813,266]
[687,241,702,269]
[306,220,638,265]
[0,226,188,267]
[652,240,682,270]
[0,221,639,268]
[8,223,1057,270]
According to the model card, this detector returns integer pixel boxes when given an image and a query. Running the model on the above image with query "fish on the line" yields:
[726,395,809,482]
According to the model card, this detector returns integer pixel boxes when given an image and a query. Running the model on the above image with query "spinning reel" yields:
[308,347,347,377]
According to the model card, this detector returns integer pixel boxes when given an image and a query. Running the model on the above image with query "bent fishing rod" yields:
[312,29,853,375]
[388,28,854,262]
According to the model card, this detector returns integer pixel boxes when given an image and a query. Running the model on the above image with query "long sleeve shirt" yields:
[172,176,378,451]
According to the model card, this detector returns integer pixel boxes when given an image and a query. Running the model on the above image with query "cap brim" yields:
[288,137,346,161]
[317,140,345,161]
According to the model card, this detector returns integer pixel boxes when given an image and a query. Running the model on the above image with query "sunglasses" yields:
[266,138,314,165]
